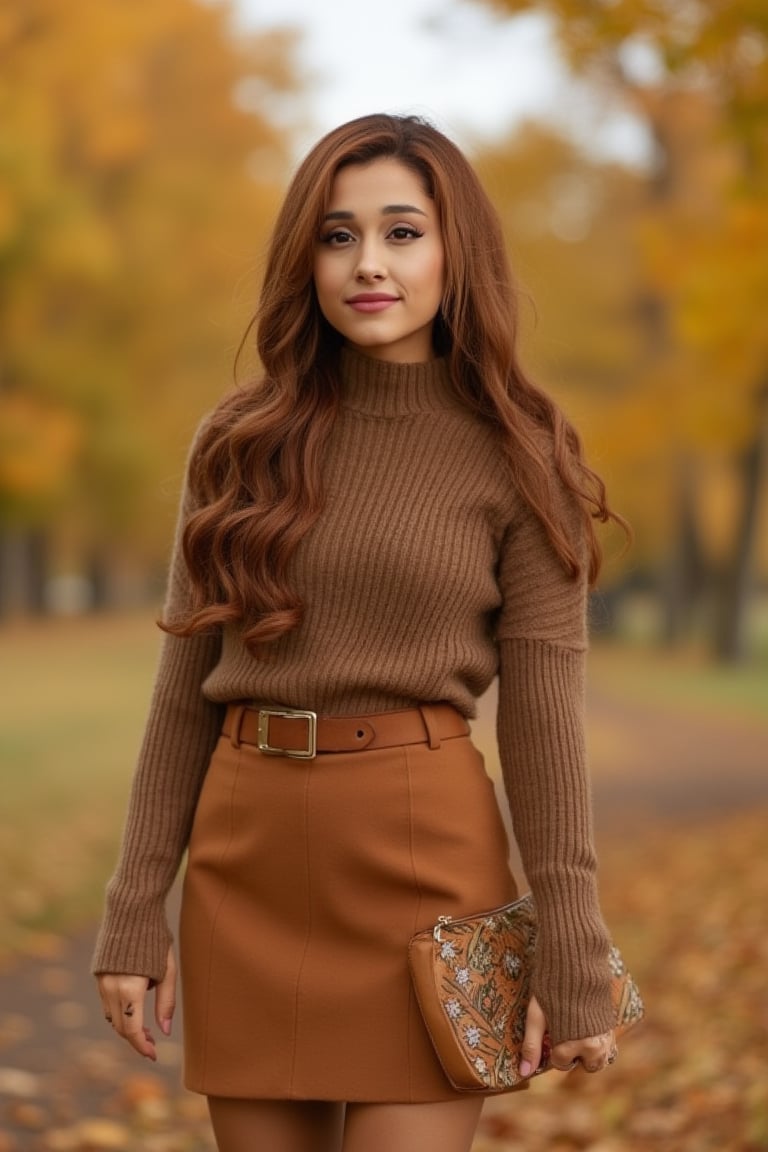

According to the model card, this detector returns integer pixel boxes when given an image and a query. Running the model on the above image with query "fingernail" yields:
[519,1060,532,1077]
[161,1018,172,1036]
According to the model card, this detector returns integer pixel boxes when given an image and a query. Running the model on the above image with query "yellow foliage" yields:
[697,459,749,563]
[675,201,768,375]
[0,395,81,499]
[0,0,298,551]
[0,182,18,246]
[474,0,768,588]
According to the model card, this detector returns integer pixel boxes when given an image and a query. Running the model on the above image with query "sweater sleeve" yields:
[495,484,614,1045]
[91,455,224,982]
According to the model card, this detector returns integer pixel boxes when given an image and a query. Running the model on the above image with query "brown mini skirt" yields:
[179,708,518,1102]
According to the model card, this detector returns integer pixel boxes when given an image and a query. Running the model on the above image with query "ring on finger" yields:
[606,1046,618,1065]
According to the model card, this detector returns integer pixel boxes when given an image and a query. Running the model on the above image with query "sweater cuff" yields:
[529,877,615,1044]
[91,884,172,983]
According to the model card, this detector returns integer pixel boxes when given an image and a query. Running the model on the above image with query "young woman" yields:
[94,113,624,1152]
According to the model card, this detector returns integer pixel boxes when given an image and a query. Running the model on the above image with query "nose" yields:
[354,237,386,281]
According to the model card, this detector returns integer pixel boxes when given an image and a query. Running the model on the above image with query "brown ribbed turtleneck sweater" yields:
[93,348,614,1045]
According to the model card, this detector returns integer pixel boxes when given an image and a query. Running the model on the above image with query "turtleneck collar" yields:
[339,346,454,418]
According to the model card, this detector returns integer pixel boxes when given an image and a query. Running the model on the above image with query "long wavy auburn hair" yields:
[163,113,626,652]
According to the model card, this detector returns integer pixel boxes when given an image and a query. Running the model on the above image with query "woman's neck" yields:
[339,346,454,418]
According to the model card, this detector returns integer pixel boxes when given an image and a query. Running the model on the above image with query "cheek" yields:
[421,249,446,303]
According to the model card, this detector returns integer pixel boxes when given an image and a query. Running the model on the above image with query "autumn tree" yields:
[474,124,651,573]
[477,0,768,660]
[0,0,299,613]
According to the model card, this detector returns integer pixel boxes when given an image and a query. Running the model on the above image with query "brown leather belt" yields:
[222,702,469,760]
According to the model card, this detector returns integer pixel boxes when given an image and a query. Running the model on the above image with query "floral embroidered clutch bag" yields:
[408,892,644,1094]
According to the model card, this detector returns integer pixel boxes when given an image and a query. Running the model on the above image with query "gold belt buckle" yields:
[257,708,317,759]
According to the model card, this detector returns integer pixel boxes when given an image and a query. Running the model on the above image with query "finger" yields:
[519,994,547,1078]
[155,946,177,1037]
[551,1057,579,1072]
[582,1056,612,1073]
[96,976,113,1022]
[549,1035,582,1072]
[96,986,113,1025]
[549,1048,580,1072]
[585,1031,615,1070]
[119,992,157,1061]
[100,975,156,1060]
[555,1031,614,1074]
[96,975,121,1027]
[588,1035,619,1070]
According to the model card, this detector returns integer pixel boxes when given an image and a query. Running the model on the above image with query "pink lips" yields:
[346,293,399,313]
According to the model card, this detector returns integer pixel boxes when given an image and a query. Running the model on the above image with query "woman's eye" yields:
[389,225,423,241]
[322,229,354,246]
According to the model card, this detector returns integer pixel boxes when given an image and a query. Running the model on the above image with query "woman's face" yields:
[313,157,445,363]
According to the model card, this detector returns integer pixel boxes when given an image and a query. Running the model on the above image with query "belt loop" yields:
[419,704,441,750]
[228,703,246,749]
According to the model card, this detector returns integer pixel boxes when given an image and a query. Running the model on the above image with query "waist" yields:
[222,702,470,760]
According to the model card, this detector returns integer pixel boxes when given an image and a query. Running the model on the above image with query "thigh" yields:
[342,1098,484,1152]
[208,1097,344,1152]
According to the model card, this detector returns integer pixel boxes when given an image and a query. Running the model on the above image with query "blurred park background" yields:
[0,0,766,1149]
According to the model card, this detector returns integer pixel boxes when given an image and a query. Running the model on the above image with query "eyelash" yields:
[320,225,425,246]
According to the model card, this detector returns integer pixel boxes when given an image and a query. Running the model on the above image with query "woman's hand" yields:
[97,945,177,1061]
[519,994,617,1078]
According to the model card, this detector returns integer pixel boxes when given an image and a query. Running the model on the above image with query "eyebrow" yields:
[322,204,428,222]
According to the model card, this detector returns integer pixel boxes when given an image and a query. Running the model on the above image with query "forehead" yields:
[328,157,431,210]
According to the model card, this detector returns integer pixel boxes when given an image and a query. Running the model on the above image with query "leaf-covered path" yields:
[1,681,766,1150]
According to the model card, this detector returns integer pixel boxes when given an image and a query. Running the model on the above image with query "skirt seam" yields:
[198,743,242,1088]
[288,763,314,1097]
[404,743,425,1105]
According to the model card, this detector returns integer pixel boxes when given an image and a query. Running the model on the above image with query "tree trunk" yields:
[660,455,706,645]
[87,550,111,611]
[0,528,50,616]
[713,385,768,663]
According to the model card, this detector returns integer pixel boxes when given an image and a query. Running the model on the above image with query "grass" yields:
[589,639,768,720]
[0,612,163,957]
[0,611,765,961]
